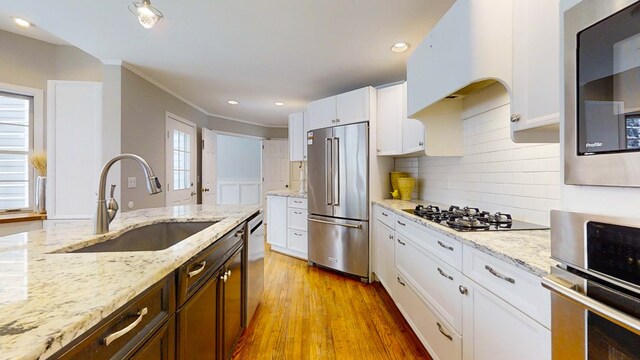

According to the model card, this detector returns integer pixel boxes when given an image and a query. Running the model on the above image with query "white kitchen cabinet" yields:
[288,111,309,161]
[396,232,462,333]
[308,87,373,130]
[510,0,560,143]
[373,217,396,297]
[461,276,551,360]
[267,195,308,259]
[266,195,287,248]
[376,83,425,156]
[395,272,462,360]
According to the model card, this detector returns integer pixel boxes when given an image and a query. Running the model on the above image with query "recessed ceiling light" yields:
[274,102,284,106]
[13,17,33,28]
[391,42,410,53]
[227,100,239,105]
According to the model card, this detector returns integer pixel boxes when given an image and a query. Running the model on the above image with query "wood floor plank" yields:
[232,248,432,360]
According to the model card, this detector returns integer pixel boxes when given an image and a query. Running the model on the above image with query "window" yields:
[0,91,33,211]
[172,129,191,190]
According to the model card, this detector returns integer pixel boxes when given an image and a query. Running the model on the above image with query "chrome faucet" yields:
[95,154,162,234]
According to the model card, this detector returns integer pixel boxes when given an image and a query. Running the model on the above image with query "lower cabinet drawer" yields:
[462,245,550,328]
[395,273,462,360]
[395,233,462,333]
[287,229,308,255]
[287,207,307,231]
[55,275,175,360]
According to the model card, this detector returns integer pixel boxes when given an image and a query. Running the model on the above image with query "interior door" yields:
[333,122,369,221]
[261,139,289,204]
[201,128,216,205]
[306,127,333,217]
[165,114,197,206]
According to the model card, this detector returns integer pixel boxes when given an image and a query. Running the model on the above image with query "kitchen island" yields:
[0,204,260,360]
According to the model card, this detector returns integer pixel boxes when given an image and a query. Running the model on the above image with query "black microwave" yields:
[566,0,640,187]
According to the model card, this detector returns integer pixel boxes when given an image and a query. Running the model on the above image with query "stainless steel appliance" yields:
[542,210,640,359]
[307,121,369,280]
[565,0,640,187]
[243,211,264,326]
[405,205,549,231]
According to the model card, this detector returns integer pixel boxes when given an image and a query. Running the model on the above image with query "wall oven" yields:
[565,0,640,187]
[542,210,640,359]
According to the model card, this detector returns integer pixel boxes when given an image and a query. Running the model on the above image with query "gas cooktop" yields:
[403,205,549,232]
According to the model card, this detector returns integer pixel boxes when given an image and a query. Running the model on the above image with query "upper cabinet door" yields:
[308,96,337,130]
[401,82,425,154]
[288,112,305,162]
[510,0,560,143]
[376,84,403,155]
[303,111,310,160]
[336,87,371,126]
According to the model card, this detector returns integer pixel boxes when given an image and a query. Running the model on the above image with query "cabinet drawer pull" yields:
[294,232,303,236]
[104,307,148,346]
[437,240,454,251]
[235,229,245,238]
[437,267,453,281]
[436,322,453,341]
[294,211,303,215]
[397,220,406,226]
[381,211,388,217]
[397,239,406,246]
[294,200,302,204]
[397,277,406,286]
[187,261,207,278]
[485,265,515,284]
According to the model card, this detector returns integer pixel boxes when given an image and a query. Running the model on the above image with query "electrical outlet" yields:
[128,177,137,189]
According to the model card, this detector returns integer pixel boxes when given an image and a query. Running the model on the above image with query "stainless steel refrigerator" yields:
[307,121,369,280]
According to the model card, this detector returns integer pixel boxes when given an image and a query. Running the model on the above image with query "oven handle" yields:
[542,275,640,336]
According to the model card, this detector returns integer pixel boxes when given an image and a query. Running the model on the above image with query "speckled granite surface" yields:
[0,204,260,360]
[372,199,555,277]
[266,189,308,198]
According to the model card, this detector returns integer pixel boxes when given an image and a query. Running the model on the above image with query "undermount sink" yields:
[68,221,218,253]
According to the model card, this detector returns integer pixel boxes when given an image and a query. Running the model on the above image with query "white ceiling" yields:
[0,0,454,127]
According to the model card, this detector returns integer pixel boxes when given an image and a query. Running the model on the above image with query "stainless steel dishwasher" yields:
[244,211,264,326]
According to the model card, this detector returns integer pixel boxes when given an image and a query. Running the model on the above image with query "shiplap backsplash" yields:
[395,101,561,226]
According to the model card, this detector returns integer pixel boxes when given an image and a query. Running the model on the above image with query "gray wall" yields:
[120,67,209,210]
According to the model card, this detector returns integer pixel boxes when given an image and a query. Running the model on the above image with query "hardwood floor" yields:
[232,248,432,360]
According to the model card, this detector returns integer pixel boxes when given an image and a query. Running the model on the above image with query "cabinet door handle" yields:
[436,322,453,341]
[388,234,393,240]
[437,267,453,281]
[104,307,148,346]
[397,239,406,246]
[397,277,406,286]
[381,211,388,217]
[294,211,303,215]
[397,220,406,226]
[294,200,302,204]
[437,240,454,251]
[336,118,340,123]
[235,230,245,238]
[227,270,232,278]
[221,274,228,282]
[510,113,521,122]
[187,261,207,278]
[294,232,303,236]
[419,141,424,146]
[485,265,515,284]
[458,285,468,295]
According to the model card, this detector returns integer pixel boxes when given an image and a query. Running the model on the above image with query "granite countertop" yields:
[0,204,260,360]
[266,189,308,199]
[372,199,555,278]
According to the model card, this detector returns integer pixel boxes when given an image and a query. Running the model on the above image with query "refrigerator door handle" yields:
[308,217,362,229]
[325,138,332,205]
[333,137,339,206]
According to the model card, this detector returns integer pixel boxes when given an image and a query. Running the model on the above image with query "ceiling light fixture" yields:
[227,100,239,105]
[391,42,410,53]
[274,102,284,106]
[13,17,33,28]
[129,0,163,29]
